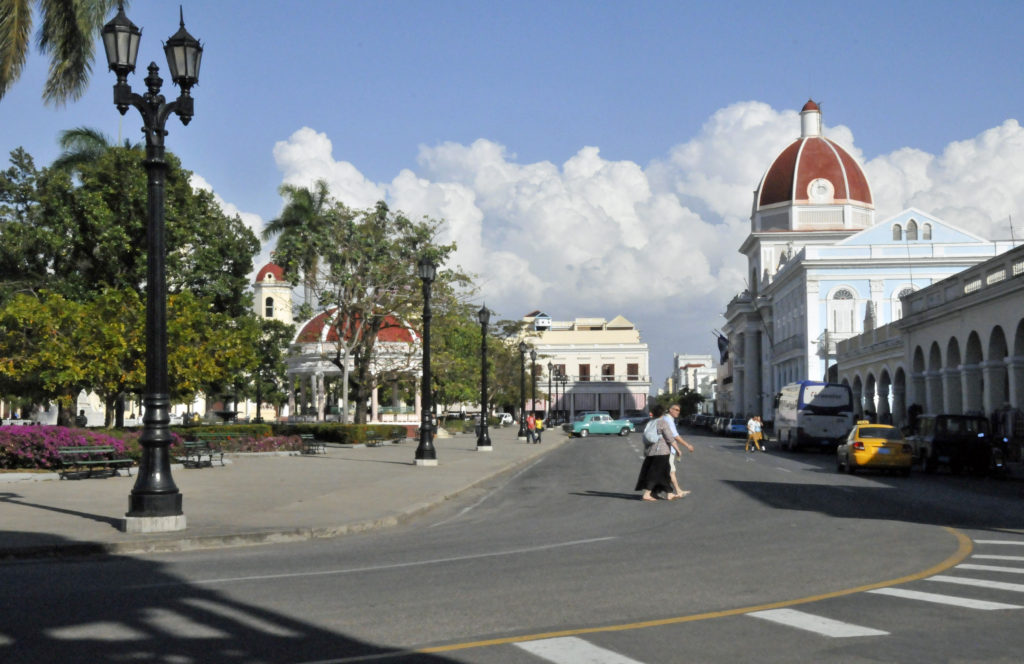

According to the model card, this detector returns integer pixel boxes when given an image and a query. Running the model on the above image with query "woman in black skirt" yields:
[635,403,675,501]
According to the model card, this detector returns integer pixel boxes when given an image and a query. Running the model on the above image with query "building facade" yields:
[720,101,1017,419]
[521,312,651,419]
[836,243,1024,433]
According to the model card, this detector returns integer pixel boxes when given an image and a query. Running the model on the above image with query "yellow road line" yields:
[418,526,973,655]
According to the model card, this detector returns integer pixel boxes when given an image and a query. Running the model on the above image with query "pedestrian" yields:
[526,411,537,443]
[745,414,758,452]
[664,403,695,496]
[636,404,693,501]
[753,415,765,452]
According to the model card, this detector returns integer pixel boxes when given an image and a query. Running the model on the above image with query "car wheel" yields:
[579,429,589,438]
[619,427,630,436]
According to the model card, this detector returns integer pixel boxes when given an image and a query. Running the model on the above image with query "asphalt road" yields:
[2,428,1023,663]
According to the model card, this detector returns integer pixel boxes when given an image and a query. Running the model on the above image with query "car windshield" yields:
[859,427,903,441]
[730,418,745,425]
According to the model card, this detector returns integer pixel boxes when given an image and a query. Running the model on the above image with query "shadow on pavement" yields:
[0,532,460,664]
[0,492,122,531]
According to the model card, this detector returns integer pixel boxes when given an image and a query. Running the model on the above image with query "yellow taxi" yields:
[836,421,913,476]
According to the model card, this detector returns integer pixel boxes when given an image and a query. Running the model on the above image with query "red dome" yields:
[756,103,872,209]
[255,263,285,282]
[296,309,415,344]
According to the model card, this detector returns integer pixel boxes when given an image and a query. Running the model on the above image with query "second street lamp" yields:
[102,3,202,533]
[517,341,528,440]
[530,348,538,443]
[476,305,492,451]
[415,257,437,466]
[547,361,553,426]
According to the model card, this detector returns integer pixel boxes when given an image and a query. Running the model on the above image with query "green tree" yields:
[51,125,140,174]
[0,146,259,314]
[0,0,119,104]
[311,200,459,424]
[262,180,333,315]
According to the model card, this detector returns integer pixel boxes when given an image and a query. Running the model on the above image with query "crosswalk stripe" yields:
[973,540,1024,546]
[928,575,1024,593]
[973,555,1024,561]
[956,563,1024,574]
[867,587,1022,610]
[748,609,888,637]
[514,637,646,664]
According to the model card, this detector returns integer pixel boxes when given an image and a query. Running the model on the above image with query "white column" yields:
[981,359,1007,415]
[960,364,983,414]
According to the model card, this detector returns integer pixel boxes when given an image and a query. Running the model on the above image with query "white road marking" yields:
[868,587,1022,610]
[430,457,546,527]
[973,540,1024,546]
[127,537,617,589]
[748,608,888,637]
[515,636,647,663]
[928,575,1024,593]
[973,555,1024,562]
[956,563,1024,574]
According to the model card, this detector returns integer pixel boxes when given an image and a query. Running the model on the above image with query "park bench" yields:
[57,445,133,479]
[180,436,226,467]
[300,433,326,454]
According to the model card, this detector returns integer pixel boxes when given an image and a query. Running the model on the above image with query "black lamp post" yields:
[517,341,528,440]
[415,257,437,466]
[476,305,492,451]
[103,3,202,532]
[529,348,537,442]
[547,361,553,424]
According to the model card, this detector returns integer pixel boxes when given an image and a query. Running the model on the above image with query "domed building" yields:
[720,100,1017,422]
[253,261,423,422]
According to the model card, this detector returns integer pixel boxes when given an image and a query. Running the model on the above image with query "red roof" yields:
[801,99,820,112]
[758,136,872,208]
[255,263,285,282]
[296,309,416,344]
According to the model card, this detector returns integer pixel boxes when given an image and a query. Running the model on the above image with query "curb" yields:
[0,440,563,561]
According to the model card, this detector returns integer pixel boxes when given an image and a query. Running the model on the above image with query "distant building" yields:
[521,311,651,419]
[720,100,1018,418]
[672,354,716,413]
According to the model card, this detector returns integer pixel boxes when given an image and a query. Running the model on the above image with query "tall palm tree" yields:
[0,0,120,105]
[51,125,139,173]
[262,180,334,310]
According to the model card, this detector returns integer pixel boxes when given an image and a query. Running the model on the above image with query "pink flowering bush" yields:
[0,426,130,470]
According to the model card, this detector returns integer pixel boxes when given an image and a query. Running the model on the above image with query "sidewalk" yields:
[0,425,566,559]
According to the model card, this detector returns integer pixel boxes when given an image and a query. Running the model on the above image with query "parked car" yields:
[725,418,747,437]
[624,409,650,429]
[498,412,514,426]
[836,421,913,476]
[563,412,633,438]
[910,414,1007,476]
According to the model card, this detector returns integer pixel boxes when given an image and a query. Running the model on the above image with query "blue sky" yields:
[3,0,1024,388]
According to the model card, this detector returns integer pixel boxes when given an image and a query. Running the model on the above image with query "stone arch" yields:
[892,223,902,241]
[828,286,857,334]
[864,372,878,420]
[877,368,893,423]
[911,345,927,409]
[945,337,963,414]
[927,342,944,414]
[963,331,985,413]
[986,326,1009,413]
[851,374,864,419]
[892,366,907,429]
[906,219,919,241]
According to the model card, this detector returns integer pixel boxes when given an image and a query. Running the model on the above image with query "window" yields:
[627,363,639,380]
[906,220,918,241]
[601,364,615,381]
[578,364,590,381]
[892,224,902,241]
[829,288,855,333]
[265,296,274,318]
[892,287,914,321]
[922,223,932,240]
[555,363,566,378]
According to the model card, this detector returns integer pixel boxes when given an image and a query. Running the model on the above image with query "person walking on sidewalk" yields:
[526,412,537,443]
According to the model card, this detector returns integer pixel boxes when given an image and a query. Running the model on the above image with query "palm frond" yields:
[0,0,33,100]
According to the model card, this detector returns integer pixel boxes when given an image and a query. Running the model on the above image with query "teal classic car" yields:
[563,411,634,438]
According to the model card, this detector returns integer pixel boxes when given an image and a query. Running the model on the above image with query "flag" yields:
[717,334,730,365]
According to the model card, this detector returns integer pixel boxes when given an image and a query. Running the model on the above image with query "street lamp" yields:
[415,257,437,466]
[517,341,528,440]
[103,3,202,533]
[547,361,553,424]
[530,348,537,442]
[476,305,492,451]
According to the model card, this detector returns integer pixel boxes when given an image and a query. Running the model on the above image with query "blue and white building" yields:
[720,100,1018,419]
